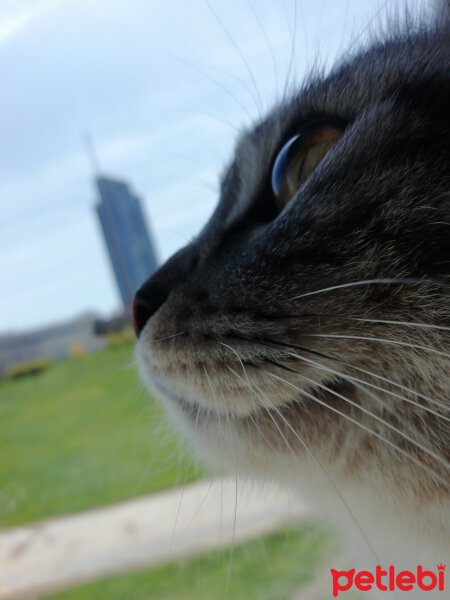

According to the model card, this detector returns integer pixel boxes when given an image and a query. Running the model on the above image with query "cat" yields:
[134,1,449,596]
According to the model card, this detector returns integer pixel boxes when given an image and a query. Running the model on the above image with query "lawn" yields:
[1,342,349,599]
[0,342,203,527]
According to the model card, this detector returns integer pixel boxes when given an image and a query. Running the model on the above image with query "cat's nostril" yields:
[133,245,199,337]
[133,295,150,337]
[133,284,170,337]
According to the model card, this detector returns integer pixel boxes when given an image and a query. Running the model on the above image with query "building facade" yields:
[95,176,158,308]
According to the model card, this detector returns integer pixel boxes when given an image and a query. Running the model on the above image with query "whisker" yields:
[305,333,450,359]
[265,357,450,472]
[224,458,239,600]
[225,364,381,562]
[248,407,276,451]
[203,364,225,441]
[227,334,448,417]
[169,472,187,551]
[182,478,215,536]
[205,0,264,118]
[282,0,298,99]
[226,367,279,451]
[170,106,240,132]
[265,370,448,487]
[246,0,279,96]
[165,50,254,121]
[269,313,450,332]
[201,62,268,112]
[219,341,252,387]
[261,402,380,563]
[280,348,449,422]
[153,332,186,343]
[261,337,449,413]
[290,278,449,301]
[345,0,395,55]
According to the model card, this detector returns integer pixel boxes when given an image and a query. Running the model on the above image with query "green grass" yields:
[43,524,332,600]
[1,342,345,600]
[0,342,203,527]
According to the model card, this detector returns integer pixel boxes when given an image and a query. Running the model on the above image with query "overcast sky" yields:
[1,0,421,333]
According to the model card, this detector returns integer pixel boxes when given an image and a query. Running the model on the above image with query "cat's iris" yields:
[271,123,343,210]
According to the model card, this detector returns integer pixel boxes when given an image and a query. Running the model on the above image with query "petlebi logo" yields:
[330,564,446,597]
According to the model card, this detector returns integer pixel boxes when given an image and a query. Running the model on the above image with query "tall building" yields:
[95,176,158,309]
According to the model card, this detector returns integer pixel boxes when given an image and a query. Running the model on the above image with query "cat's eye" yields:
[271,123,344,210]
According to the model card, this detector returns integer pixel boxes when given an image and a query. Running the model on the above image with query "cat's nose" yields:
[132,246,197,337]
[133,271,171,337]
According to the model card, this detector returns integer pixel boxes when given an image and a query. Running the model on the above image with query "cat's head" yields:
[134,6,449,519]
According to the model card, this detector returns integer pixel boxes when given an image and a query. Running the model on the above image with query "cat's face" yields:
[134,9,449,554]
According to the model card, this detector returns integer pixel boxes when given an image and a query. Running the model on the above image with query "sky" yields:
[1,0,421,333]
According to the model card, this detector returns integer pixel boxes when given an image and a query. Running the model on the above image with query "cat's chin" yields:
[134,319,300,418]
[137,344,256,439]
[137,339,349,477]
[136,338,283,469]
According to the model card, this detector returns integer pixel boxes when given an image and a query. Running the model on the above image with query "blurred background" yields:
[0,1,419,598]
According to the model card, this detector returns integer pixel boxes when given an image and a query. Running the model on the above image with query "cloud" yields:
[0,0,65,46]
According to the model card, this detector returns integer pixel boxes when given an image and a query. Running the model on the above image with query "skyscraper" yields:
[95,176,158,309]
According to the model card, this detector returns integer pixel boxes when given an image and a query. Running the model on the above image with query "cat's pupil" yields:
[271,122,344,210]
